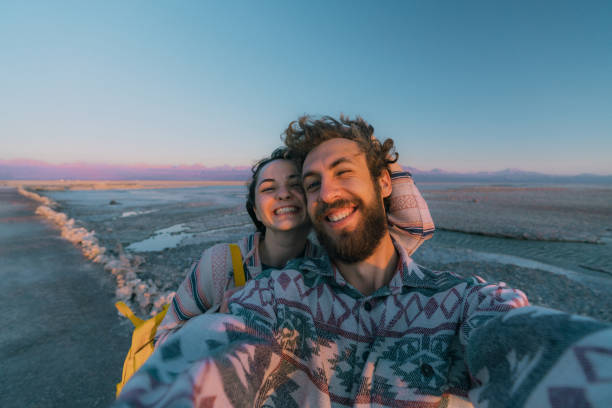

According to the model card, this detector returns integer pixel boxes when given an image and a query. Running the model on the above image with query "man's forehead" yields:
[302,138,364,175]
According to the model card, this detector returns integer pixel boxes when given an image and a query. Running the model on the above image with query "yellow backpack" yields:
[114,243,245,397]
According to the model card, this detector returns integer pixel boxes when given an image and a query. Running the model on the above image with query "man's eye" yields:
[337,169,351,176]
[305,181,320,191]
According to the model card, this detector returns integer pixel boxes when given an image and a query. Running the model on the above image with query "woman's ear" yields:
[253,204,262,222]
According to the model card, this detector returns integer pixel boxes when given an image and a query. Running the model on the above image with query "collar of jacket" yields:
[298,237,440,295]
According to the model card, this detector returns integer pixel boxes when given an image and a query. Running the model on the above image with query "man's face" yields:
[301,138,391,263]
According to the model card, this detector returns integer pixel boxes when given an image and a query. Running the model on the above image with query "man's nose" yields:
[318,179,340,203]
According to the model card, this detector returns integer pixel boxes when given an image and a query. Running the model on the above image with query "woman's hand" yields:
[387,159,403,173]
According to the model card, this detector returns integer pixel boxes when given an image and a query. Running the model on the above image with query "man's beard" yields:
[312,186,387,264]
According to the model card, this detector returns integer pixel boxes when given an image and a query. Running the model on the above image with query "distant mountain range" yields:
[1,159,611,184]
[0,159,251,181]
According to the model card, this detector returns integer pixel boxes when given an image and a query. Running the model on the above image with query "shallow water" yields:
[126,223,189,252]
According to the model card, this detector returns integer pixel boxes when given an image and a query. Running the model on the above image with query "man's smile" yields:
[325,206,357,223]
[314,198,361,231]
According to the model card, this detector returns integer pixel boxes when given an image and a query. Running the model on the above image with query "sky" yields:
[1,0,611,175]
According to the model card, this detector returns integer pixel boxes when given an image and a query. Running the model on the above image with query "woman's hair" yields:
[246,147,290,234]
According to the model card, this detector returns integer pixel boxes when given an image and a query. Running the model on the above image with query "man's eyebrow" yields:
[329,157,352,169]
[302,171,317,181]
[302,156,353,180]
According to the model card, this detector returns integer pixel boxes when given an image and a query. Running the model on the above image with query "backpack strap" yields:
[114,302,170,398]
[115,301,144,327]
[229,243,246,287]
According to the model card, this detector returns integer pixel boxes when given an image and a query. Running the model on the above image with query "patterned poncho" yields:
[116,242,612,407]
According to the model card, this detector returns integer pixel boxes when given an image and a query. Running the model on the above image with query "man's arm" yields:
[461,282,612,407]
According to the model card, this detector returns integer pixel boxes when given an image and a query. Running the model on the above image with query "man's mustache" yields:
[314,198,360,222]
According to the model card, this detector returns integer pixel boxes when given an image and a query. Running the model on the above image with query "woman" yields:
[155,147,434,346]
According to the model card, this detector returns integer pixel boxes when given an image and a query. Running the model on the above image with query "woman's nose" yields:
[276,186,291,200]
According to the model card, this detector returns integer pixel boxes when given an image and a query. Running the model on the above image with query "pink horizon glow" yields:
[1,158,611,178]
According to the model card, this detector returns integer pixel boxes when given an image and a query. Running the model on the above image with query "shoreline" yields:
[0,188,129,407]
[15,186,172,316]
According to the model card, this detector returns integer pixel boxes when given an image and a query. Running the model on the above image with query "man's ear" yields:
[378,169,392,199]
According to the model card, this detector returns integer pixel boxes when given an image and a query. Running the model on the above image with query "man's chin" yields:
[314,229,367,264]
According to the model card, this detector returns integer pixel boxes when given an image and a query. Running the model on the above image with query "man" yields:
[115,116,611,407]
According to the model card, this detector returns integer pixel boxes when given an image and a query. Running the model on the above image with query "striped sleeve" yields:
[154,244,231,347]
[387,171,435,255]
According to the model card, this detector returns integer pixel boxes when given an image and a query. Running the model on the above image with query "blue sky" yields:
[1,1,611,174]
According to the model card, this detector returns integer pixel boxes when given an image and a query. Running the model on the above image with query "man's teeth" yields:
[327,209,352,222]
[275,206,297,215]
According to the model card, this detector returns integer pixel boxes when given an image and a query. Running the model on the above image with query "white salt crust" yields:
[18,187,174,316]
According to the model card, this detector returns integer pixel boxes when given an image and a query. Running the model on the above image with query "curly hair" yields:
[282,115,397,181]
[245,147,292,234]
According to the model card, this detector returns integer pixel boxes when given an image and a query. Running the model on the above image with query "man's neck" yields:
[334,233,399,296]
[259,225,310,268]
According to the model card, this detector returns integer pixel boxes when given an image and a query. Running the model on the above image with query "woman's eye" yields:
[261,187,274,193]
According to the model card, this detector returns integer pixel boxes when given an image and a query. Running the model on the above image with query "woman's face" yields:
[253,159,309,233]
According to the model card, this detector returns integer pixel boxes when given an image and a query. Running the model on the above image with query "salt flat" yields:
[11,181,612,323]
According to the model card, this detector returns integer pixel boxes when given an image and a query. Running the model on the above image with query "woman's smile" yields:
[274,205,300,216]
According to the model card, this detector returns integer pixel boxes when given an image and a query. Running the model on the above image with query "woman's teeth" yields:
[327,208,352,223]
[275,206,297,215]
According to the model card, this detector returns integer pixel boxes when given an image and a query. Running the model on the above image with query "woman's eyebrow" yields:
[258,178,276,186]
